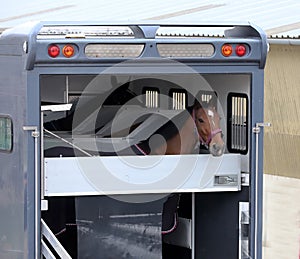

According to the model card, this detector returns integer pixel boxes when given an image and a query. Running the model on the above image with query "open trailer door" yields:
[0,25,41,258]
[0,22,268,259]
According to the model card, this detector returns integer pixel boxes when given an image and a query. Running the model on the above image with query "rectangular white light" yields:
[157,44,214,58]
[85,44,144,58]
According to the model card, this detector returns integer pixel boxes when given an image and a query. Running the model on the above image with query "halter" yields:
[199,128,223,146]
[192,108,223,147]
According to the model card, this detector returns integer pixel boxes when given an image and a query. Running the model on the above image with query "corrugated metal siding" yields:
[264,44,300,179]
[1,0,300,38]
[160,0,300,38]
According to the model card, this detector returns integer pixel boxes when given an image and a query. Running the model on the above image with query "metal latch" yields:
[214,174,238,186]
[252,122,271,134]
[23,126,39,138]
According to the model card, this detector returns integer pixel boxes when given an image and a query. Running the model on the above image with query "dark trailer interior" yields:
[0,22,267,259]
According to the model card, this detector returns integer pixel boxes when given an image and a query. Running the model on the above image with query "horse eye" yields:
[198,118,204,123]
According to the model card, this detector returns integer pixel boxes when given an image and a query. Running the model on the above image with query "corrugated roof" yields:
[1,0,300,39]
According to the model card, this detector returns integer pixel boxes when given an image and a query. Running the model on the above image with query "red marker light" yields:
[62,44,75,58]
[236,44,247,57]
[48,44,60,58]
[221,44,233,57]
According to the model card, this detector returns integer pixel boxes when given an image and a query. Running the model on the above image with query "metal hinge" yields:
[252,122,271,134]
[23,126,40,137]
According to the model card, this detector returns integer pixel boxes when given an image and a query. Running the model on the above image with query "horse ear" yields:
[192,99,202,110]
[207,98,217,110]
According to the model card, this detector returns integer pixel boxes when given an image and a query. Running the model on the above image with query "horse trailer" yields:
[0,22,268,259]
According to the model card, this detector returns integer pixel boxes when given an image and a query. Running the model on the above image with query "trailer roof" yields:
[1,0,300,39]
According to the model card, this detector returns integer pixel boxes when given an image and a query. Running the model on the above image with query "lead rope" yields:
[134,140,180,235]
[134,143,148,156]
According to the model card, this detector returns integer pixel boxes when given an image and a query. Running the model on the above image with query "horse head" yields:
[193,103,225,157]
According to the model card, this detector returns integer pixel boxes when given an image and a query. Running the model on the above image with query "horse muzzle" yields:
[209,142,225,157]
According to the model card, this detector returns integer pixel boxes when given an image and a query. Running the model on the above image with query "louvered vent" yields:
[227,93,248,154]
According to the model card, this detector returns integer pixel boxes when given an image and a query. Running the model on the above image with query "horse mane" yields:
[137,108,193,154]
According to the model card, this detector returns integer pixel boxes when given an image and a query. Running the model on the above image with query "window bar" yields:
[232,97,236,149]
[172,92,186,110]
[238,96,241,150]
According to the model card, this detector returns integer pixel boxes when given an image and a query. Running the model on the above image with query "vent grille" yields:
[170,90,186,110]
[227,93,248,154]
[196,90,218,107]
[144,89,159,108]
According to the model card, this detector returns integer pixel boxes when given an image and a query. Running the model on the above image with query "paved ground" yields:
[263,174,300,259]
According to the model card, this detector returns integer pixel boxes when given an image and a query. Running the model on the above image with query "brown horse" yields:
[137,102,226,235]
[135,103,225,157]
[193,104,225,156]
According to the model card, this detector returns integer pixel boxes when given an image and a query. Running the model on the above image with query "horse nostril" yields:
[212,143,219,151]
[209,143,225,157]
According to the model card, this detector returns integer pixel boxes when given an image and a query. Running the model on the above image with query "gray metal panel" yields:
[0,46,31,257]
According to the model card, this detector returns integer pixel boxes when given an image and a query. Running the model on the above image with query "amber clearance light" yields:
[62,44,75,58]
[221,44,233,57]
